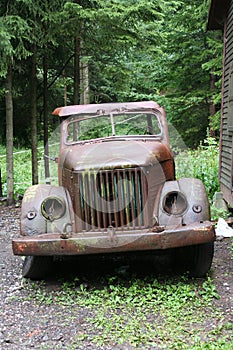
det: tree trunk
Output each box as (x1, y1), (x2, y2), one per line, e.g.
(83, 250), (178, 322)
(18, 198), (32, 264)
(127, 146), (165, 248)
(80, 57), (90, 105)
(209, 73), (216, 137)
(31, 45), (38, 185)
(73, 36), (80, 105)
(43, 51), (50, 182)
(5, 65), (14, 205)
(63, 69), (67, 106)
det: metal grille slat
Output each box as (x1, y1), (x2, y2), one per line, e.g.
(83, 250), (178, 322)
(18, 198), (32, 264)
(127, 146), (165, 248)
(107, 172), (112, 226)
(101, 171), (108, 228)
(129, 170), (135, 224)
(84, 174), (90, 230)
(117, 171), (124, 228)
(123, 170), (130, 228)
(111, 171), (118, 228)
(75, 168), (148, 231)
(95, 173), (102, 228)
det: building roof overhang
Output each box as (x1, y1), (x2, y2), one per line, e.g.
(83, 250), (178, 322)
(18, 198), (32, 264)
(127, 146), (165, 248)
(207, 0), (230, 30)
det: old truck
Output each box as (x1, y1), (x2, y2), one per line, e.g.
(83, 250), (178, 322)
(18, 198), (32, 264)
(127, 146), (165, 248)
(12, 101), (215, 279)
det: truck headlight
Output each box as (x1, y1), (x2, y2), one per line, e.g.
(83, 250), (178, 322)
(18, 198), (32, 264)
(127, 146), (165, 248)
(41, 196), (66, 221)
(163, 191), (187, 216)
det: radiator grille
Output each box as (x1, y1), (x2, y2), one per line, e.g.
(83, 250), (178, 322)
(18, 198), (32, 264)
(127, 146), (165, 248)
(74, 168), (148, 231)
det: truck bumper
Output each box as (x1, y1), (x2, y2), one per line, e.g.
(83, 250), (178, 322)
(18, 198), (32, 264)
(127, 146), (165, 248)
(12, 221), (215, 256)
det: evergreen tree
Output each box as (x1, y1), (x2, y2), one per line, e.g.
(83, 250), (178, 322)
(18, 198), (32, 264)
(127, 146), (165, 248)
(0, 0), (32, 203)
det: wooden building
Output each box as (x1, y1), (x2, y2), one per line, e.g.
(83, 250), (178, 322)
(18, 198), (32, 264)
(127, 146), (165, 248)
(208, 0), (233, 206)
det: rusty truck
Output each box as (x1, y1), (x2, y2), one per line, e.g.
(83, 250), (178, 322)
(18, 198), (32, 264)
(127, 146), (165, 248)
(12, 101), (215, 279)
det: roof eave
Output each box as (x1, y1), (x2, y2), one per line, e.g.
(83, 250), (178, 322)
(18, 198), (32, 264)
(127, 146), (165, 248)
(207, 0), (230, 30)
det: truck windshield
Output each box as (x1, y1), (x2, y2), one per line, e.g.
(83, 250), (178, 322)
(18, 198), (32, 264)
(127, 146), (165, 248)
(66, 112), (161, 143)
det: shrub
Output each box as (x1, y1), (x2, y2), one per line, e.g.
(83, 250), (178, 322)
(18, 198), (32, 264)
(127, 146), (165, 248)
(175, 136), (220, 201)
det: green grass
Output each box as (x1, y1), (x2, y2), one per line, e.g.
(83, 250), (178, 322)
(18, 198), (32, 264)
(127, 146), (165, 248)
(175, 136), (220, 201)
(0, 144), (57, 197)
(21, 273), (232, 349)
(175, 137), (222, 220)
(0, 145), (33, 196)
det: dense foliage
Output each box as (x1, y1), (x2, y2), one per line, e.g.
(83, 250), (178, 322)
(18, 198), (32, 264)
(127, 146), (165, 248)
(175, 136), (222, 219)
(176, 136), (220, 200)
(0, 0), (222, 148)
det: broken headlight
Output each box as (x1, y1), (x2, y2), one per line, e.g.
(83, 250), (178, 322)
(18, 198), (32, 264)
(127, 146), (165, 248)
(41, 196), (66, 221)
(163, 191), (187, 216)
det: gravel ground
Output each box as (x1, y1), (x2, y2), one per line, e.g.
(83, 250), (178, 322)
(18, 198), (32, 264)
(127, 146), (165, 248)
(0, 205), (233, 349)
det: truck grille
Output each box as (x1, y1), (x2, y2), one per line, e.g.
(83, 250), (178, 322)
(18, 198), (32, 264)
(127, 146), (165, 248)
(74, 168), (148, 231)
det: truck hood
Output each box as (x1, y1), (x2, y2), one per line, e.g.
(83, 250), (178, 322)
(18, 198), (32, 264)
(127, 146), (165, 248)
(60, 140), (172, 171)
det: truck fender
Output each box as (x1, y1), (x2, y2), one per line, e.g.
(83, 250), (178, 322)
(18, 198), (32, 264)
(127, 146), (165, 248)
(20, 184), (73, 236)
(158, 178), (210, 226)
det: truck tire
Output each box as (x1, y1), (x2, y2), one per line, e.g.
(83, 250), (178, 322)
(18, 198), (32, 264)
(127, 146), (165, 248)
(173, 242), (214, 278)
(22, 256), (53, 280)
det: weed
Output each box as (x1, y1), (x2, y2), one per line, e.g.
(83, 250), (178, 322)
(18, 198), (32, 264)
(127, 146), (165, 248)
(198, 276), (220, 301)
(22, 274), (231, 349)
(189, 338), (233, 349)
(176, 136), (220, 202)
(0, 145), (40, 197)
(210, 206), (230, 222)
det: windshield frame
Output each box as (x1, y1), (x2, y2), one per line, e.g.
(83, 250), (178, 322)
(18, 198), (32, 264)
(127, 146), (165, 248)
(63, 110), (164, 146)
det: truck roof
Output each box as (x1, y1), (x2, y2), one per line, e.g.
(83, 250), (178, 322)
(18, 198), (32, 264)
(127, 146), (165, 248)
(52, 101), (162, 117)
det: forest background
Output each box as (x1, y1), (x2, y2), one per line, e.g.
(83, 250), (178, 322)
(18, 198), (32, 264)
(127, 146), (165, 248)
(0, 0), (222, 204)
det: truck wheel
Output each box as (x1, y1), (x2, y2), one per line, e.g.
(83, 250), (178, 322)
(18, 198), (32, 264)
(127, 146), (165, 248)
(173, 242), (214, 278)
(22, 256), (53, 280)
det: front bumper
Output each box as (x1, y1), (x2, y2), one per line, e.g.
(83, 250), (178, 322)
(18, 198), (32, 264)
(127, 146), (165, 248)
(12, 221), (215, 256)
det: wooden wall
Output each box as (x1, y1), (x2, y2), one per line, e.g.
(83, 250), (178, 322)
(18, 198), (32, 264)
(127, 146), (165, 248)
(220, 0), (233, 206)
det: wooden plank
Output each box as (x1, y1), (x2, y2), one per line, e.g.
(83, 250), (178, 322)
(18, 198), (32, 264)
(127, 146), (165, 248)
(222, 125), (231, 131)
(221, 154), (232, 163)
(220, 164), (231, 177)
(220, 178), (231, 191)
(220, 169), (231, 182)
(221, 148), (232, 160)
(225, 52), (233, 64)
(222, 117), (228, 125)
(226, 28), (233, 39)
(220, 149), (232, 164)
(222, 103), (228, 109)
(222, 115), (230, 123)
(223, 87), (229, 98)
(225, 47), (233, 61)
(222, 137), (232, 146)
(221, 139), (232, 147)
(220, 170), (231, 185)
(222, 125), (232, 132)
(220, 167), (232, 178)
(222, 130), (232, 137)
(222, 117), (228, 124)
(222, 148), (232, 157)
(222, 131), (229, 137)
(221, 166), (231, 177)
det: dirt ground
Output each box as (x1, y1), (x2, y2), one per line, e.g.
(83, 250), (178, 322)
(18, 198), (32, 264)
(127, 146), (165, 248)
(0, 205), (233, 349)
